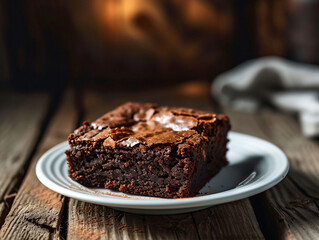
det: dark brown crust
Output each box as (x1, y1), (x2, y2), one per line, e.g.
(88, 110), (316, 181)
(66, 102), (230, 198)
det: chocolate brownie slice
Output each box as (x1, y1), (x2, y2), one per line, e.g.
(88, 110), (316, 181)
(66, 102), (230, 198)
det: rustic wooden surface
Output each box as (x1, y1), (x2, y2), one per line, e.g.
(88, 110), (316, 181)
(0, 93), (49, 227)
(0, 91), (78, 239)
(0, 81), (319, 239)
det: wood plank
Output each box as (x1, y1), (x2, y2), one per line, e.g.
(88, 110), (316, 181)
(259, 112), (319, 240)
(0, 92), (49, 227)
(68, 200), (148, 240)
(67, 81), (264, 240)
(192, 199), (264, 239)
(143, 214), (199, 240)
(0, 90), (78, 240)
(224, 109), (319, 239)
(68, 197), (202, 240)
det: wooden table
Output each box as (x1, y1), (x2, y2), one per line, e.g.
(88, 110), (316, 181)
(1, 81), (319, 240)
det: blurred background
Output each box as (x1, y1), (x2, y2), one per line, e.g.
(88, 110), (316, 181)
(0, 0), (319, 92)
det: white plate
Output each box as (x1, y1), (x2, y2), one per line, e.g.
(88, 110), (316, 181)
(36, 132), (289, 215)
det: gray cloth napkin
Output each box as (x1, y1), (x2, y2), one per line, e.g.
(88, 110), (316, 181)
(212, 57), (319, 137)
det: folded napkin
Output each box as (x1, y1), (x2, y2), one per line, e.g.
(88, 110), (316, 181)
(212, 57), (319, 137)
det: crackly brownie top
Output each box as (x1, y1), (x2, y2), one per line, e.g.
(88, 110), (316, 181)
(69, 102), (229, 147)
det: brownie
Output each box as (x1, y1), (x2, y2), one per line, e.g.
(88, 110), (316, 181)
(66, 102), (230, 198)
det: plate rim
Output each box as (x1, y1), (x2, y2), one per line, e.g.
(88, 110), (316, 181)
(36, 131), (289, 210)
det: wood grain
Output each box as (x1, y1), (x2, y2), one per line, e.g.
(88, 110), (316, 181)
(68, 200), (148, 240)
(259, 112), (319, 240)
(192, 199), (264, 240)
(0, 91), (78, 240)
(0, 93), (49, 227)
(67, 82), (264, 240)
(225, 109), (319, 239)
